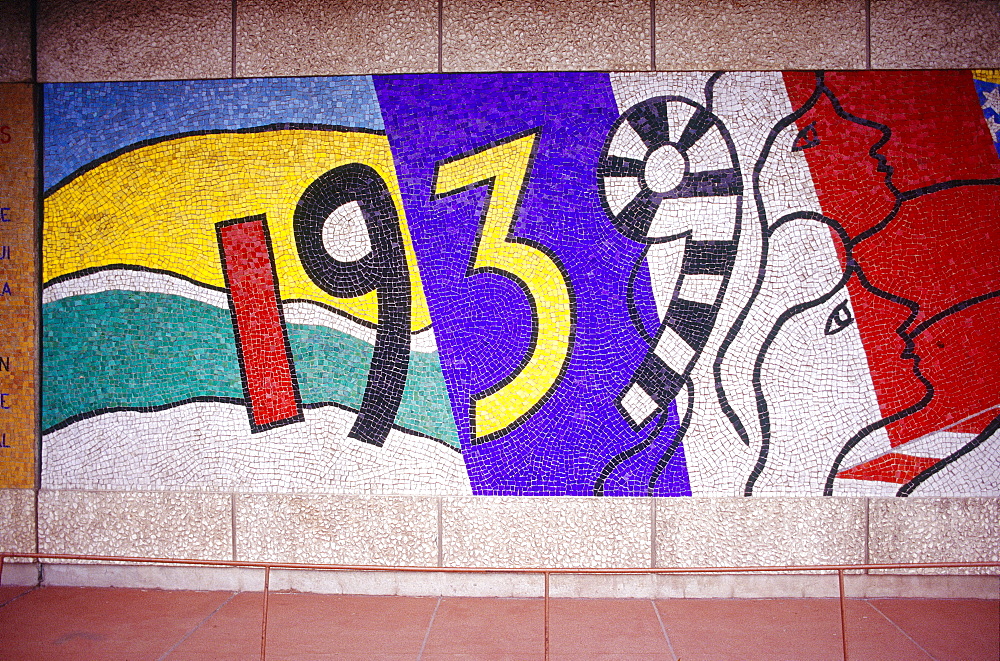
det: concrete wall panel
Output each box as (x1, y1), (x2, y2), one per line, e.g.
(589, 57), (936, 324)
(442, 497), (650, 568)
(0, 0), (31, 82)
(656, 0), (866, 70)
(38, 0), (231, 82)
(235, 494), (438, 566)
(443, 0), (650, 72)
(236, 0), (437, 77)
(0, 488), (35, 558)
(872, 0), (1000, 69)
(37, 490), (231, 560)
(869, 498), (1000, 574)
(656, 497), (867, 569)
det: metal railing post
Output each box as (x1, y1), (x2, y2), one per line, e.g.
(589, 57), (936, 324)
(544, 570), (550, 661)
(261, 565), (271, 661)
(838, 568), (848, 661)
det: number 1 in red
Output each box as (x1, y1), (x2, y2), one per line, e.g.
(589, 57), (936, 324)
(217, 214), (304, 432)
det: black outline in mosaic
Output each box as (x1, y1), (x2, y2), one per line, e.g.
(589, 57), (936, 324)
(648, 375), (694, 495)
(293, 163), (412, 448)
(430, 128), (578, 446)
(713, 75), (826, 451)
(792, 123), (821, 152)
(594, 411), (668, 496)
(625, 246), (657, 346)
(910, 289), (1000, 339)
(897, 412), (1000, 496)
(43, 263), (229, 293)
(42, 395), (246, 435)
(709, 71), (1000, 496)
(824, 300), (854, 336)
(216, 213), (305, 433)
(703, 71), (724, 114)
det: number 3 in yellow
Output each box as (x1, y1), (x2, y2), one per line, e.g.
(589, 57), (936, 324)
(432, 129), (575, 443)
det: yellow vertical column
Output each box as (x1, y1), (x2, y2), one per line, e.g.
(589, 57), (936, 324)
(0, 83), (37, 489)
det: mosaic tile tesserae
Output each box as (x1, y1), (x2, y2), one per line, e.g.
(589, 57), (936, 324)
(36, 70), (1000, 497)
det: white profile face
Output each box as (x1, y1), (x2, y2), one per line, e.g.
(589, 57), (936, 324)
(711, 112), (892, 496)
(715, 213), (888, 495)
(754, 275), (889, 494)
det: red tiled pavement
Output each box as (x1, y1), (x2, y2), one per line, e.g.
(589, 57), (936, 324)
(653, 597), (949, 661)
(548, 598), (673, 660)
(0, 586), (997, 660)
(421, 597), (543, 661)
(865, 598), (1000, 660)
(0, 586), (233, 661)
(655, 597), (844, 661)
(0, 585), (33, 608)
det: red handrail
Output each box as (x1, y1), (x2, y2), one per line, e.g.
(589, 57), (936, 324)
(2, 552), (998, 661)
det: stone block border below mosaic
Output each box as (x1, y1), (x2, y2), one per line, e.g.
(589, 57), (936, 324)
(4, 490), (998, 581)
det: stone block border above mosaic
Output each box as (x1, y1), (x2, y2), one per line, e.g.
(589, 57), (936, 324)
(5, 0), (1000, 83)
(33, 71), (1000, 497)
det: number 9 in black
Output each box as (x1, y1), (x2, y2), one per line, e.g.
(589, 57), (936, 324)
(294, 163), (411, 447)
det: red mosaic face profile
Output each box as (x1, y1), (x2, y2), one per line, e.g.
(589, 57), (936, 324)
(784, 71), (1000, 486)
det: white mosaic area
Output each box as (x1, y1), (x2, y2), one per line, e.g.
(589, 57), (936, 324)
(41, 402), (472, 495)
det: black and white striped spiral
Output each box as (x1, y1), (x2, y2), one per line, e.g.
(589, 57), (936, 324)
(599, 95), (744, 429)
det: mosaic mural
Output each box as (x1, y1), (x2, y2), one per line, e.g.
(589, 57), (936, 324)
(39, 71), (1000, 497)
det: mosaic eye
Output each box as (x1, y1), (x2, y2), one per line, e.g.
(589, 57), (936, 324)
(824, 300), (854, 335)
(792, 122), (820, 152)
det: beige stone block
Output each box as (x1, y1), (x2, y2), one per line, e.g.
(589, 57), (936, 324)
(843, 573), (1000, 599)
(237, 0), (437, 77)
(650, 573), (842, 598)
(37, 490), (232, 560)
(0, 0), (31, 82)
(656, 497), (866, 569)
(443, 0), (650, 72)
(235, 494), (437, 566)
(0, 488), (35, 557)
(869, 498), (1000, 574)
(43, 563), (264, 591)
(872, 0), (1000, 69)
(37, 0), (231, 82)
(270, 569), (545, 597)
(442, 497), (650, 568)
(656, 0), (866, 70)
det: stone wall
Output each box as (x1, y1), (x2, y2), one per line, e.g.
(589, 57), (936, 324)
(2, 0), (1000, 589)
